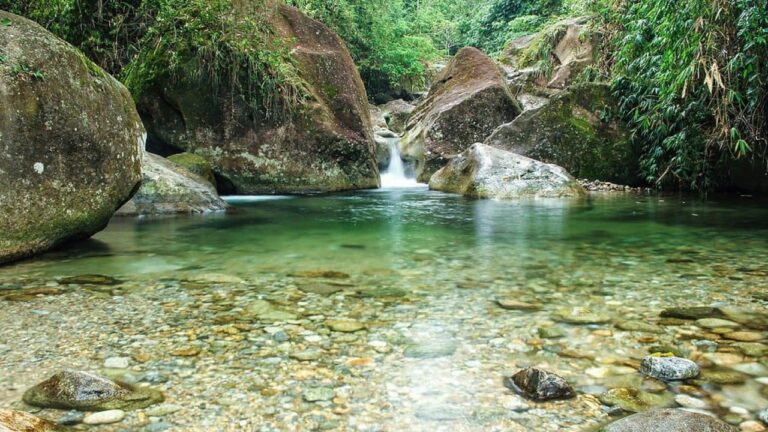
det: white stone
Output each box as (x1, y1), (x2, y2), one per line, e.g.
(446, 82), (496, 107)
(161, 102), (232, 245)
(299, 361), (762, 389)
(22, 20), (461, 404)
(103, 357), (131, 369)
(83, 409), (126, 425)
(675, 394), (709, 409)
(33, 162), (44, 174)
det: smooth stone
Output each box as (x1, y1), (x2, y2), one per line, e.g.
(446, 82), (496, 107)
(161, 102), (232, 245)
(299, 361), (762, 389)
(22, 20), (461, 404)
(697, 318), (741, 329)
(289, 270), (350, 279)
(59, 275), (122, 286)
(640, 356), (700, 381)
(303, 387), (335, 402)
(404, 340), (457, 359)
(538, 327), (566, 339)
(326, 320), (365, 333)
(599, 408), (738, 431)
(503, 367), (576, 402)
(616, 320), (665, 334)
(724, 331), (764, 342)
(83, 410), (125, 425)
(290, 350), (324, 361)
(104, 357), (131, 369)
(660, 307), (725, 320)
(759, 409), (768, 424)
(0, 409), (59, 431)
(674, 394), (709, 409)
(733, 342), (768, 357)
(58, 410), (84, 425)
(703, 352), (745, 366)
(553, 308), (611, 325)
(731, 363), (768, 376)
(599, 387), (672, 413)
(696, 369), (748, 385)
(298, 284), (343, 296)
(358, 287), (407, 298)
(740, 421), (766, 432)
(246, 300), (298, 322)
(496, 298), (543, 311)
(144, 404), (182, 417)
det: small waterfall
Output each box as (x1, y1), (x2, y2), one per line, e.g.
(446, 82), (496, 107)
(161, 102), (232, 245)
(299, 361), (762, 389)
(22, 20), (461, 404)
(380, 137), (420, 188)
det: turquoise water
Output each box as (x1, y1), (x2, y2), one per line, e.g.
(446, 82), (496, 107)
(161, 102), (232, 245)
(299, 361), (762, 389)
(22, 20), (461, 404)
(2, 188), (768, 431)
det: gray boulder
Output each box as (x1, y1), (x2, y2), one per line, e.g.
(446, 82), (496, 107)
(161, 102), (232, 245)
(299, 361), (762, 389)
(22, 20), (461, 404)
(429, 143), (585, 199)
(600, 409), (737, 432)
(379, 99), (415, 134)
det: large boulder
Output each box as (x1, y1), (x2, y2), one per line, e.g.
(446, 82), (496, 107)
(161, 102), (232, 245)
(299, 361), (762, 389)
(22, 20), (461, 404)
(400, 47), (521, 182)
(379, 99), (415, 134)
(117, 153), (228, 216)
(599, 409), (737, 432)
(167, 152), (217, 187)
(429, 143), (585, 199)
(0, 12), (143, 265)
(139, 4), (379, 194)
(484, 83), (638, 184)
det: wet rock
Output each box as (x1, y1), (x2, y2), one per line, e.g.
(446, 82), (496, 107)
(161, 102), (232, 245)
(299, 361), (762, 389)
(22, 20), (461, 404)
(290, 350), (324, 362)
(759, 409), (768, 425)
(695, 369), (748, 385)
(22, 370), (163, 411)
(326, 320), (365, 333)
(740, 421), (766, 432)
(144, 404), (182, 417)
(414, 402), (463, 421)
(82, 410), (125, 425)
(298, 284), (343, 296)
(538, 327), (567, 339)
(429, 144), (586, 200)
(720, 307), (768, 330)
(290, 270), (350, 279)
(598, 387), (672, 413)
(674, 394), (709, 409)
(723, 331), (764, 342)
(496, 298), (543, 311)
(503, 367), (576, 401)
(553, 308), (611, 325)
(170, 346), (201, 357)
(660, 307), (725, 321)
(696, 318), (740, 329)
(733, 342), (768, 357)
(379, 99), (415, 134)
(59, 275), (122, 286)
(57, 411), (84, 426)
(166, 152), (217, 187)
(404, 340), (457, 359)
(104, 357), (131, 369)
(0, 409), (60, 431)
(246, 300), (298, 322)
(599, 408), (737, 432)
(303, 387), (335, 402)
(639, 356), (700, 381)
(616, 320), (665, 334)
(358, 287), (407, 298)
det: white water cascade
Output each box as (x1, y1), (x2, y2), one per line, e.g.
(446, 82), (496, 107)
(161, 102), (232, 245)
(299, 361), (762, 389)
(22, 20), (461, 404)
(380, 137), (421, 188)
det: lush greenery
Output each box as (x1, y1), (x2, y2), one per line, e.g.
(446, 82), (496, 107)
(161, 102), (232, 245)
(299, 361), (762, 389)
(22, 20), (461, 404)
(594, 0), (768, 190)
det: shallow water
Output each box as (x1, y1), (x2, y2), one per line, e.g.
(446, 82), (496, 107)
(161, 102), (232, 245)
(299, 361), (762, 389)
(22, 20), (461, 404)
(1, 188), (768, 431)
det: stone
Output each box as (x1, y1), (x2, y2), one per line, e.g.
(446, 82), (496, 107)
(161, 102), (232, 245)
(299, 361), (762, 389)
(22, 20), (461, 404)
(430, 144), (586, 199)
(138, 4), (379, 194)
(552, 308), (611, 325)
(696, 318), (741, 329)
(290, 350), (324, 362)
(503, 367), (576, 401)
(0, 11), (144, 265)
(599, 408), (738, 432)
(326, 320), (365, 333)
(104, 357), (131, 369)
(246, 300), (298, 322)
(740, 421), (766, 432)
(170, 347), (201, 357)
(404, 340), (457, 359)
(22, 370), (164, 411)
(660, 307), (725, 321)
(82, 410), (125, 425)
(144, 404), (183, 417)
(414, 402), (463, 421)
(759, 409), (768, 424)
(0, 409), (60, 431)
(733, 342), (768, 357)
(303, 387), (335, 402)
(379, 99), (415, 134)
(616, 320), (666, 334)
(538, 327), (567, 339)
(57, 411), (84, 426)
(496, 298), (543, 311)
(59, 275), (122, 286)
(598, 387), (672, 413)
(358, 287), (407, 298)
(400, 47), (521, 182)
(117, 153), (228, 216)
(696, 369), (748, 385)
(720, 307), (768, 330)
(298, 284), (343, 296)
(484, 83), (636, 185)
(639, 356), (700, 381)
(674, 394), (709, 409)
(724, 332), (764, 342)
(167, 152), (217, 186)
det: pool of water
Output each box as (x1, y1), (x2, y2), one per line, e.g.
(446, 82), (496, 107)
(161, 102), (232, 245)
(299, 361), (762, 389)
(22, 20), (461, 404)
(1, 188), (767, 431)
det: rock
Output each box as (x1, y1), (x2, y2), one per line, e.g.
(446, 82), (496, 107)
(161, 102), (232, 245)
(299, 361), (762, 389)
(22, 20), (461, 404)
(167, 152), (217, 187)
(639, 355), (700, 381)
(59, 275), (122, 286)
(82, 410), (125, 425)
(759, 409), (768, 424)
(290, 350), (324, 362)
(538, 327), (567, 339)
(404, 340), (457, 359)
(429, 143), (585, 199)
(326, 320), (365, 333)
(501, 17), (597, 90)
(504, 367), (576, 401)
(298, 283), (343, 296)
(22, 370), (163, 411)
(246, 299), (298, 322)
(170, 346), (201, 357)
(0, 11), (143, 265)
(599, 408), (738, 432)
(103, 357), (131, 369)
(57, 411), (84, 426)
(616, 320), (666, 334)
(723, 331), (764, 342)
(552, 308), (611, 325)
(733, 342), (768, 357)
(720, 307), (768, 331)
(379, 99), (415, 134)
(289, 270), (350, 279)
(598, 387), (672, 413)
(674, 394), (709, 409)
(740, 421), (766, 432)
(696, 318), (740, 329)
(370, 104), (388, 129)
(138, 4), (379, 194)
(0, 409), (60, 431)
(400, 47), (521, 182)
(358, 287), (407, 298)
(660, 307), (725, 320)
(116, 153), (228, 216)
(496, 298), (543, 311)
(484, 83), (636, 185)
(144, 404), (182, 417)
(303, 387), (335, 402)
(696, 369), (748, 385)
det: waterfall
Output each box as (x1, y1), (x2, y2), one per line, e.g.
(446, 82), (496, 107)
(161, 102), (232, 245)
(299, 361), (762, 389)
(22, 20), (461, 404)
(380, 137), (421, 188)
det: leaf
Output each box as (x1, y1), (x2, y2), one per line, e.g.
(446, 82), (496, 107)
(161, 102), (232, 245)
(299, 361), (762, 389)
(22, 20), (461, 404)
(0, 18), (11, 27)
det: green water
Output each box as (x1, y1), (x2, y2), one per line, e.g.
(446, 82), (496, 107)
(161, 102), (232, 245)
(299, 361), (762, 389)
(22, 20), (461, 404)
(2, 188), (768, 431)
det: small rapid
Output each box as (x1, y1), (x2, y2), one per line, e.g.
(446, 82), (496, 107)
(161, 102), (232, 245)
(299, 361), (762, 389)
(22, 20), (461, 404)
(380, 137), (421, 188)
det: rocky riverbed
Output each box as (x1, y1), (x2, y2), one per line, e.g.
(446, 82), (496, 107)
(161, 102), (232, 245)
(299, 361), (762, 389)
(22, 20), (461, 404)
(1, 192), (767, 431)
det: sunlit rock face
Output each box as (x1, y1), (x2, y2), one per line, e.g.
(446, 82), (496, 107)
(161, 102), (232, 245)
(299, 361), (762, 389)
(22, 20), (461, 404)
(400, 47), (521, 182)
(138, 3), (379, 195)
(0, 11), (143, 265)
(429, 143), (585, 200)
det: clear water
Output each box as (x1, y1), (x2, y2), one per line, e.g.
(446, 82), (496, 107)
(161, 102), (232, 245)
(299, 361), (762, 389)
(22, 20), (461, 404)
(1, 189), (768, 431)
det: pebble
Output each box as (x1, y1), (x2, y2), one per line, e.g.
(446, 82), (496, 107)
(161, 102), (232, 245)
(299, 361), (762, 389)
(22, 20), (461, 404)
(724, 332), (764, 342)
(290, 349), (324, 361)
(104, 357), (131, 369)
(303, 387), (335, 402)
(675, 394), (709, 409)
(496, 298), (542, 311)
(145, 404), (182, 417)
(83, 409), (126, 425)
(326, 320), (365, 333)
(639, 355), (700, 381)
(504, 367), (575, 401)
(696, 318), (740, 329)
(759, 409), (768, 424)
(740, 420), (766, 432)
(57, 411), (85, 425)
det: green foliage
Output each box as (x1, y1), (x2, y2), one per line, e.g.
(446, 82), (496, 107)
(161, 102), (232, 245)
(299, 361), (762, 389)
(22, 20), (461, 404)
(516, 21), (570, 74)
(594, 0), (768, 190)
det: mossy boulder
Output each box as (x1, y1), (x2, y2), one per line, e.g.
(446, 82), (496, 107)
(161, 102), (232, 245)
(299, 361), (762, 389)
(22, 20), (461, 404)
(139, 4), (378, 194)
(117, 153), (228, 216)
(167, 152), (217, 187)
(379, 99), (416, 134)
(401, 47), (521, 182)
(484, 83), (639, 184)
(599, 409), (737, 432)
(0, 12), (143, 265)
(429, 143), (585, 199)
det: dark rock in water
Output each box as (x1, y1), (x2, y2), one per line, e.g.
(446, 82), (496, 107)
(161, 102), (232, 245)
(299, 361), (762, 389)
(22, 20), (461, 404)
(0, 409), (61, 431)
(639, 356), (700, 381)
(504, 367), (576, 401)
(59, 275), (122, 286)
(289, 270), (350, 279)
(659, 307), (725, 320)
(599, 408), (737, 432)
(23, 370), (164, 411)
(0, 11), (143, 265)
